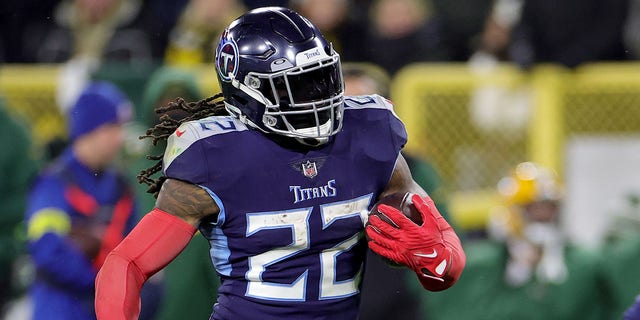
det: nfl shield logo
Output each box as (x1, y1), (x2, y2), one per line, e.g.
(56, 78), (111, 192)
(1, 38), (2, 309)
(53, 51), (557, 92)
(302, 160), (318, 179)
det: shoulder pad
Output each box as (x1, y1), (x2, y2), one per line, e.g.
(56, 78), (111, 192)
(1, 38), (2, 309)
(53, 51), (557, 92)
(345, 94), (394, 110)
(163, 116), (247, 169)
(344, 94), (399, 118)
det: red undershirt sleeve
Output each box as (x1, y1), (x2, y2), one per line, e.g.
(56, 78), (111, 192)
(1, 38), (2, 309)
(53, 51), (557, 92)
(95, 208), (196, 320)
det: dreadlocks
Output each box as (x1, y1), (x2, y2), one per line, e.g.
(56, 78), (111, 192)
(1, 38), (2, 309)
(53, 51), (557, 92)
(137, 93), (227, 197)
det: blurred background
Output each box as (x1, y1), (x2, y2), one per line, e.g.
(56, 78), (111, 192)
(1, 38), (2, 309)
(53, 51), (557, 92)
(1, 0), (640, 319)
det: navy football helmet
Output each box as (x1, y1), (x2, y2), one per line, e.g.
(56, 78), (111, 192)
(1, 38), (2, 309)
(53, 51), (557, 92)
(215, 7), (344, 145)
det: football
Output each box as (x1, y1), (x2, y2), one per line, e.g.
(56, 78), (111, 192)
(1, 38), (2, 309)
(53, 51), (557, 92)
(367, 192), (423, 267)
(368, 192), (423, 227)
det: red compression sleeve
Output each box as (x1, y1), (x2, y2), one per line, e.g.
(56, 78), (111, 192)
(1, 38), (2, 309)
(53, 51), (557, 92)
(95, 208), (196, 320)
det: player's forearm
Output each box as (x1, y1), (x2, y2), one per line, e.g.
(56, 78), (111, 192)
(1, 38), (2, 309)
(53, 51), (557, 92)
(95, 251), (146, 319)
(95, 208), (196, 319)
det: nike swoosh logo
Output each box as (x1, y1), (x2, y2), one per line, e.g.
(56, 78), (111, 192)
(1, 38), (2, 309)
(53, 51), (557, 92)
(414, 249), (437, 258)
(422, 274), (445, 282)
(175, 129), (186, 137)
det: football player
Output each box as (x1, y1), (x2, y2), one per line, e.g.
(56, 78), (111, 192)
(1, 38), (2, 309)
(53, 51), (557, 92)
(95, 7), (465, 320)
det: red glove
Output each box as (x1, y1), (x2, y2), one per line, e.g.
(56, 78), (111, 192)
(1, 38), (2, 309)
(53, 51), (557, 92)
(366, 194), (464, 290)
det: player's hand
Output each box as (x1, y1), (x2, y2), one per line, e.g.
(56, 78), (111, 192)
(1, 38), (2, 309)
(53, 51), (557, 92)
(365, 194), (452, 282)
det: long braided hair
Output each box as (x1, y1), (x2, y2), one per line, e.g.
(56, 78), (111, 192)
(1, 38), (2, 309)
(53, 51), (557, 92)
(138, 93), (227, 197)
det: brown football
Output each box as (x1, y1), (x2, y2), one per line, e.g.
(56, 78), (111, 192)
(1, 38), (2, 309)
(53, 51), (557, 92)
(366, 192), (423, 267)
(368, 192), (423, 227)
(367, 192), (422, 267)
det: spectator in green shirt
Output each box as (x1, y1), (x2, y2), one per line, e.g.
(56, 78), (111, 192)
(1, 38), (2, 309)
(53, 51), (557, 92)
(0, 97), (39, 315)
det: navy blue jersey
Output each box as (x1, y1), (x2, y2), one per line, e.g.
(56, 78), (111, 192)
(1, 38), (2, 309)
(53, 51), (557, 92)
(162, 95), (407, 320)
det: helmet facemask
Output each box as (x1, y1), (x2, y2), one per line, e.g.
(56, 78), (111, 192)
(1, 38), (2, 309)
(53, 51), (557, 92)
(228, 50), (344, 145)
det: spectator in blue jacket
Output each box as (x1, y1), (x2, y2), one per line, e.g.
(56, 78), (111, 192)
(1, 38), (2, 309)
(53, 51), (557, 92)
(24, 81), (138, 320)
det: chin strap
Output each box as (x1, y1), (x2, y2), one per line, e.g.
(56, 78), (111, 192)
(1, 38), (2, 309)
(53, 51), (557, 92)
(224, 101), (263, 131)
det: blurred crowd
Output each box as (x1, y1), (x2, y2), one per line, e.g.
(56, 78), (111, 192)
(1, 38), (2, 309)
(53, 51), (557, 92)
(1, 0), (640, 319)
(1, 0), (639, 73)
(419, 162), (640, 319)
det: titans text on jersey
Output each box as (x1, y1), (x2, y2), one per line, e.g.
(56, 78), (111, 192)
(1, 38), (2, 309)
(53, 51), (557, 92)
(290, 179), (337, 204)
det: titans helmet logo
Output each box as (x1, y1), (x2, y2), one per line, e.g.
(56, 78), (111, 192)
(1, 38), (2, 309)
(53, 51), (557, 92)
(216, 31), (239, 82)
